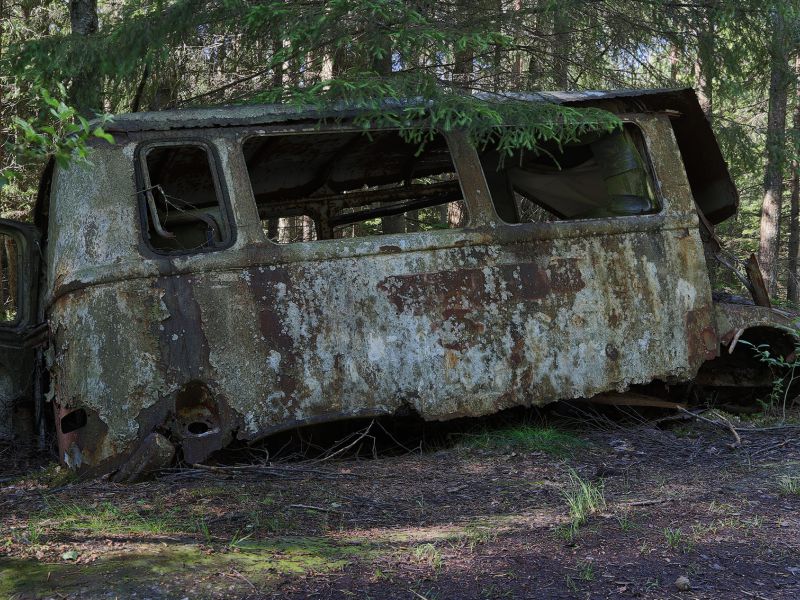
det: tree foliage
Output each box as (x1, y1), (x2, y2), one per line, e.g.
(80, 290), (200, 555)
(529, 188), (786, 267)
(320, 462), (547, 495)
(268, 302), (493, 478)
(1, 0), (799, 296)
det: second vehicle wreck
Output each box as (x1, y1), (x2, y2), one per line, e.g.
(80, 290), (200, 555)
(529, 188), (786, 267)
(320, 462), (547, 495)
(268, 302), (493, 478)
(0, 88), (797, 477)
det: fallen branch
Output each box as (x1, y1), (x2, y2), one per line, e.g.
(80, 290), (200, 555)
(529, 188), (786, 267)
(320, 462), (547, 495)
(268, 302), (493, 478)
(678, 408), (741, 448)
(158, 463), (355, 481)
(288, 504), (334, 512)
(310, 420), (376, 463)
(617, 498), (668, 507)
(748, 439), (796, 458)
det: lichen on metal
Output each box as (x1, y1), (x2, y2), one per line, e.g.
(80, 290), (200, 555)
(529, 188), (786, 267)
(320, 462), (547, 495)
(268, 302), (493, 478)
(0, 88), (794, 477)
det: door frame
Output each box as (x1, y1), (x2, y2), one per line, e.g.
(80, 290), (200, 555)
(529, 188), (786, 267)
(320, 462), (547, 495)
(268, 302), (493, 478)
(0, 218), (42, 347)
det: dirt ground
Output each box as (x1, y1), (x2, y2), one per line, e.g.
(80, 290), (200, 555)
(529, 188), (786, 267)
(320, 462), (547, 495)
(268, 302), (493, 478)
(2, 409), (800, 600)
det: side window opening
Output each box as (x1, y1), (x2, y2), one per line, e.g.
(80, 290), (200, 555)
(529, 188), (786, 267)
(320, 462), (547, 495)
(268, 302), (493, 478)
(0, 234), (18, 324)
(480, 124), (658, 223)
(140, 143), (231, 254)
(243, 130), (467, 243)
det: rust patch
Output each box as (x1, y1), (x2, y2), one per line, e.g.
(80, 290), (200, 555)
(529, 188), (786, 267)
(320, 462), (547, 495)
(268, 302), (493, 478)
(171, 380), (228, 464)
(156, 275), (211, 381)
(377, 262), (558, 317)
(686, 309), (718, 365)
(377, 267), (486, 316)
(546, 258), (585, 294)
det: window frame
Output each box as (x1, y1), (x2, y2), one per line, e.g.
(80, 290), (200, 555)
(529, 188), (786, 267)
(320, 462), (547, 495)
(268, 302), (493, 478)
(240, 128), (471, 246)
(0, 230), (23, 330)
(0, 219), (40, 339)
(135, 138), (237, 257)
(484, 120), (663, 227)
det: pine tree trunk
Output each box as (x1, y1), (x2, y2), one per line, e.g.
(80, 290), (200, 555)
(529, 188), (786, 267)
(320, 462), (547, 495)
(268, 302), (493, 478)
(526, 4), (544, 88)
(693, 7), (715, 120)
(364, 19), (404, 235)
(453, 0), (474, 91)
(70, 0), (97, 35)
(787, 55), (800, 303)
(68, 0), (100, 114)
(272, 38), (284, 89)
(552, 5), (570, 89)
(669, 46), (679, 83)
(758, 8), (791, 296)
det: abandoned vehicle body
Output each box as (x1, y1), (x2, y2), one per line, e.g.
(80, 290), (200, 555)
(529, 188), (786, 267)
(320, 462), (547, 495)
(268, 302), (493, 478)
(0, 88), (795, 476)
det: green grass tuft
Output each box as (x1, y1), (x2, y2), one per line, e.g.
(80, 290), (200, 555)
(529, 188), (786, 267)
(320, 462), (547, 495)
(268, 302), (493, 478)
(412, 543), (443, 571)
(560, 469), (606, 541)
(779, 475), (800, 495)
(460, 426), (584, 456)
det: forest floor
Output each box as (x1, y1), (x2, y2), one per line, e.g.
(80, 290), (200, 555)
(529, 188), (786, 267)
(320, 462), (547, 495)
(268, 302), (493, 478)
(2, 407), (800, 600)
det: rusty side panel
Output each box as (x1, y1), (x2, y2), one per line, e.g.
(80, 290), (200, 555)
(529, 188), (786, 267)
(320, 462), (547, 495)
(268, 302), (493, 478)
(45, 114), (718, 473)
(48, 228), (714, 471)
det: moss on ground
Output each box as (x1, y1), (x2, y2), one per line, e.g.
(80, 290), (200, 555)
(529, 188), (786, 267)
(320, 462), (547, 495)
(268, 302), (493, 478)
(0, 537), (365, 597)
(457, 425), (586, 456)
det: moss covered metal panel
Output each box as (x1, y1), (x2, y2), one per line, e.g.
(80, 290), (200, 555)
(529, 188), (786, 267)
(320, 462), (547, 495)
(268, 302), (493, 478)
(41, 107), (771, 476)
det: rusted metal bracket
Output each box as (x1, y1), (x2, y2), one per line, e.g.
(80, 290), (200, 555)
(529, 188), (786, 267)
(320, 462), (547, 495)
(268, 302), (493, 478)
(143, 185), (176, 240)
(257, 181), (462, 218)
(330, 192), (463, 228)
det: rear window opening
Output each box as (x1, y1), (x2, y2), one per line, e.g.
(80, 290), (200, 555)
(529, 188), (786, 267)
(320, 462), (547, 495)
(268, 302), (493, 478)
(481, 124), (659, 223)
(139, 143), (231, 254)
(243, 130), (467, 243)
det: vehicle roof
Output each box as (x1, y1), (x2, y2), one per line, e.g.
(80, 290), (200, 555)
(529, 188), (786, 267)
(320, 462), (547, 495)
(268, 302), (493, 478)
(102, 87), (689, 132)
(37, 87), (737, 227)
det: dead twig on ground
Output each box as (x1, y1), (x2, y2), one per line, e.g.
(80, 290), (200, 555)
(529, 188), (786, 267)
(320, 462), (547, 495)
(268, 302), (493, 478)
(310, 420), (376, 464)
(158, 463), (355, 481)
(678, 408), (741, 448)
(374, 420), (421, 455)
(747, 438), (799, 458)
(736, 424), (800, 432)
(224, 569), (257, 590)
(617, 498), (668, 507)
(288, 504), (335, 512)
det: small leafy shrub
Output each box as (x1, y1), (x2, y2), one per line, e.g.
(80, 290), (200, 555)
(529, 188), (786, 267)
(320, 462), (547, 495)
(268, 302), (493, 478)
(740, 339), (800, 419)
(664, 526), (694, 553)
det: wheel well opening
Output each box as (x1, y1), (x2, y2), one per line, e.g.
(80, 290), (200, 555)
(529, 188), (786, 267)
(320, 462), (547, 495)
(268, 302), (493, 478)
(693, 325), (798, 404)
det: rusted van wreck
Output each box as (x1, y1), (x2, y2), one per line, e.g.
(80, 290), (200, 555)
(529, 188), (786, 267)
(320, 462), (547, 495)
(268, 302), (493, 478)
(0, 88), (796, 477)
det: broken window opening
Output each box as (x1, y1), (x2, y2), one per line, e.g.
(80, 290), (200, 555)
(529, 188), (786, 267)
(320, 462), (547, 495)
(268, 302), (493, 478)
(0, 234), (19, 324)
(243, 130), (467, 244)
(481, 124), (659, 223)
(139, 143), (231, 254)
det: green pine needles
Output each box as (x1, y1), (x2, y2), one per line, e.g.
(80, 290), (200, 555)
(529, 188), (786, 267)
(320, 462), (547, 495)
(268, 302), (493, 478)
(4, 0), (621, 186)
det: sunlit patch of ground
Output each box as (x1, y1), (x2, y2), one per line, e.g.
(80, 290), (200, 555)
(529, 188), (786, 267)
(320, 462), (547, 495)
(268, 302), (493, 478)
(4, 415), (800, 598)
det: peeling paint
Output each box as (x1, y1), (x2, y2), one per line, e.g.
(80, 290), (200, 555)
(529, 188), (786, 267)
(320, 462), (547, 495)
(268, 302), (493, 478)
(26, 98), (795, 476)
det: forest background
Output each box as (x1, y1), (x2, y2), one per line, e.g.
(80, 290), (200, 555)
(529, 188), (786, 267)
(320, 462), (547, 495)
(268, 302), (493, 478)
(1, 0), (799, 300)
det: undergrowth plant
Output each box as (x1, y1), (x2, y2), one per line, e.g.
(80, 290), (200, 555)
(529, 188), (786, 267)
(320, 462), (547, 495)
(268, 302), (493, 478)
(778, 475), (800, 495)
(459, 425), (584, 457)
(560, 469), (606, 541)
(740, 337), (800, 420)
(412, 543), (443, 571)
(664, 527), (684, 551)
